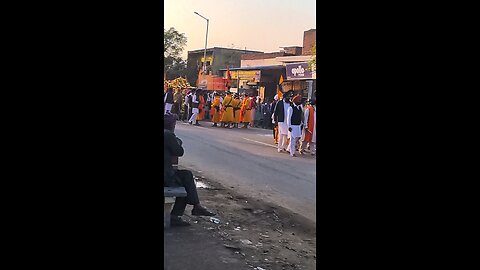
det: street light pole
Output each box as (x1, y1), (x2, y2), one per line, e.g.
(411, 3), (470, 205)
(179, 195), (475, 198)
(194, 12), (209, 75)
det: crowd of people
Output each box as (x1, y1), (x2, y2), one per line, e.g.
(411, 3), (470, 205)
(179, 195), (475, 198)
(164, 87), (317, 157)
(164, 87), (272, 128)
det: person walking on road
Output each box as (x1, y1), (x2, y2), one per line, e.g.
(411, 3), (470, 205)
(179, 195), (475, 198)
(232, 93), (242, 128)
(184, 90), (192, 122)
(271, 95), (279, 144)
(300, 98), (316, 156)
(287, 95), (304, 157)
(188, 89), (201, 126)
(249, 96), (257, 127)
(164, 87), (174, 115)
(241, 93), (253, 128)
(262, 99), (271, 129)
(273, 94), (291, 152)
(211, 92), (222, 127)
(220, 91), (234, 128)
(164, 113), (216, 226)
(172, 88), (183, 116)
(196, 90), (205, 122)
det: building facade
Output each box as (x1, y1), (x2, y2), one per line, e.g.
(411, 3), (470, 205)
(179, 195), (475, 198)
(302, 29), (316, 55)
(238, 29), (317, 100)
(186, 47), (262, 86)
(219, 66), (286, 103)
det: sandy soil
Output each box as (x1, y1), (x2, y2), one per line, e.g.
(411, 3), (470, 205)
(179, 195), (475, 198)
(181, 168), (317, 270)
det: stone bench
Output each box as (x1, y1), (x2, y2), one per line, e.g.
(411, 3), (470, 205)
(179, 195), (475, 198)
(164, 186), (187, 228)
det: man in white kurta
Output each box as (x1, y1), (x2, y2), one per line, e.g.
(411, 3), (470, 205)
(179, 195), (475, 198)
(188, 90), (200, 125)
(164, 88), (174, 115)
(274, 96), (292, 153)
(286, 95), (303, 157)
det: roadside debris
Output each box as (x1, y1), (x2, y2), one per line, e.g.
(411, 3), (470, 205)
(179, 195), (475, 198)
(224, 244), (241, 250)
(182, 168), (316, 270)
(240, 239), (253, 245)
(210, 217), (220, 224)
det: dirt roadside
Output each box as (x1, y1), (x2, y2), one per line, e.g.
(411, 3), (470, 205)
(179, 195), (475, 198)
(166, 167), (317, 270)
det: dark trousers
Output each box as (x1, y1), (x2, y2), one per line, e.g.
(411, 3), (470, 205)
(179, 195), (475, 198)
(171, 170), (200, 216)
(182, 104), (188, 120)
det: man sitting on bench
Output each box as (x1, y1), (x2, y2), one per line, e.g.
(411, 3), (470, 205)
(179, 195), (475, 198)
(164, 113), (215, 226)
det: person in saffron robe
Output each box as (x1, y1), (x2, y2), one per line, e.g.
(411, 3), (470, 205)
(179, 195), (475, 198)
(241, 94), (253, 128)
(232, 93), (242, 128)
(211, 92), (222, 127)
(196, 90), (205, 121)
(220, 91), (234, 128)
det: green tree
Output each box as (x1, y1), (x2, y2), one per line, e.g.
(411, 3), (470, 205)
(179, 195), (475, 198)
(164, 27), (187, 78)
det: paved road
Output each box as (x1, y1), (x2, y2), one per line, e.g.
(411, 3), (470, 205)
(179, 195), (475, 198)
(174, 120), (316, 223)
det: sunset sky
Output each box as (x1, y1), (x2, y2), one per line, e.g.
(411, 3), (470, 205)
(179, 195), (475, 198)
(164, 0), (316, 59)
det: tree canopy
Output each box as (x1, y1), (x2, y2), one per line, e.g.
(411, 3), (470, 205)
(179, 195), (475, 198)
(164, 27), (187, 79)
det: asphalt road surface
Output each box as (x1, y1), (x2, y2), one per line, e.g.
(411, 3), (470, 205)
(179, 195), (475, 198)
(174, 120), (316, 223)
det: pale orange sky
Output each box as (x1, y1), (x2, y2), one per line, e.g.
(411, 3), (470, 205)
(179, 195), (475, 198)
(164, 0), (316, 59)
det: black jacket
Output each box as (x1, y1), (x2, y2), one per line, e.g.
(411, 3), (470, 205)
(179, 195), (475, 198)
(270, 101), (277, 120)
(165, 91), (174, 104)
(273, 100), (291, 123)
(164, 129), (184, 186)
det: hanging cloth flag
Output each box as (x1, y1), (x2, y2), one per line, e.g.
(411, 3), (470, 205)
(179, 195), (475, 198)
(276, 74), (284, 98)
(277, 89), (283, 99)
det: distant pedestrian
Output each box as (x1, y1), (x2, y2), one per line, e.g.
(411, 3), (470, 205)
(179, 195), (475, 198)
(172, 89), (183, 116)
(270, 95), (279, 144)
(287, 95), (304, 157)
(300, 99), (316, 156)
(205, 92), (211, 120)
(182, 90), (190, 121)
(249, 96), (257, 127)
(262, 99), (271, 129)
(240, 94), (253, 128)
(220, 91), (234, 128)
(211, 92), (222, 127)
(232, 93), (242, 128)
(164, 88), (174, 114)
(188, 89), (200, 126)
(254, 97), (263, 127)
(185, 90), (192, 120)
(273, 94), (291, 152)
(196, 90), (205, 121)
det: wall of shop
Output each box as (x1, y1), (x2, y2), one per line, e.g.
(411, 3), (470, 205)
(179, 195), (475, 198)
(241, 58), (284, 67)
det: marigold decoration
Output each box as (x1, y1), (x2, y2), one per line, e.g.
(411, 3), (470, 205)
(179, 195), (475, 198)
(164, 77), (191, 90)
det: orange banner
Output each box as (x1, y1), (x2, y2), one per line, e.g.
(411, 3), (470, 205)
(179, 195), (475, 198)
(197, 75), (228, 91)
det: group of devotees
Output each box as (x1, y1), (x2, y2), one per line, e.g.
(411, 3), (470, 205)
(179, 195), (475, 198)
(164, 87), (316, 157)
